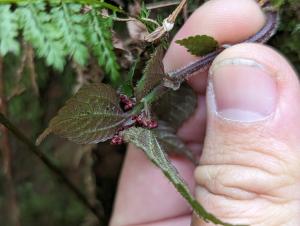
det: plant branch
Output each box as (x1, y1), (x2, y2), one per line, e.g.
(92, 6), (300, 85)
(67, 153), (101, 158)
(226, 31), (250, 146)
(0, 112), (107, 225)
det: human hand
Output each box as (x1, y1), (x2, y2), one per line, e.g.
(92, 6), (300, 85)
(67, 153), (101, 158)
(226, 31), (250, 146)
(110, 0), (300, 225)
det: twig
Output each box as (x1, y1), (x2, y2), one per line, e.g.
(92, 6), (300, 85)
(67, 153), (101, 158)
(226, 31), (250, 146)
(0, 112), (107, 225)
(145, 0), (187, 42)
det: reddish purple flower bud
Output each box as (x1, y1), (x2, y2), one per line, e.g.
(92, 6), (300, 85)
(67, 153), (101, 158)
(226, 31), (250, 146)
(119, 94), (135, 111)
(141, 118), (150, 127)
(147, 119), (158, 129)
(124, 102), (134, 111)
(131, 115), (138, 121)
(119, 94), (127, 101)
(111, 135), (123, 145)
(135, 115), (144, 125)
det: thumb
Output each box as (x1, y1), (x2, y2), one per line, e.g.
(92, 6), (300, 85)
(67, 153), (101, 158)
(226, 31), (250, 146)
(193, 44), (300, 225)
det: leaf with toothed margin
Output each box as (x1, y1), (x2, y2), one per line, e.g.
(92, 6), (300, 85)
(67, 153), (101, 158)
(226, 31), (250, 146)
(36, 83), (126, 145)
(154, 121), (198, 165)
(153, 83), (197, 130)
(176, 35), (218, 57)
(122, 127), (245, 226)
(134, 45), (165, 102)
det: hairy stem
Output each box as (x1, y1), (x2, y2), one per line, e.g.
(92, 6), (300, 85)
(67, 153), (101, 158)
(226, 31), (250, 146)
(0, 112), (107, 225)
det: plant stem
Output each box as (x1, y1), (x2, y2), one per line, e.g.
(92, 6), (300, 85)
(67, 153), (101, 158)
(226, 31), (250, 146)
(130, 84), (167, 116)
(166, 8), (279, 84)
(0, 112), (107, 225)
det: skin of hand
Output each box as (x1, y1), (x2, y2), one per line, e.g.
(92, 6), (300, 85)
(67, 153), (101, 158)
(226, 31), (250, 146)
(110, 0), (300, 225)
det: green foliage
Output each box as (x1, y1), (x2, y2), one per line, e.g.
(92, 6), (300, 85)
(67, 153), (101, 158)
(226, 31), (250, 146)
(51, 3), (89, 66)
(139, 2), (156, 32)
(271, 0), (286, 8)
(86, 9), (121, 84)
(119, 59), (139, 97)
(0, 1), (120, 82)
(17, 3), (66, 70)
(135, 45), (165, 102)
(36, 83), (126, 145)
(176, 35), (219, 56)
(0, 5), (20, 56)
(122, 127), (244, 226)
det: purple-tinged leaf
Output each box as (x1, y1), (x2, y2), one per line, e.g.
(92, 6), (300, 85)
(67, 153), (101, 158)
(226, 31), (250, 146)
(36, 83), (126, 145)
(134, 45), (165, 102)
(122, 127), (241, 226)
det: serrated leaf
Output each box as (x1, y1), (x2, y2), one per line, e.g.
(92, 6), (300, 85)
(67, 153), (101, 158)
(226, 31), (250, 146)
(153, 83), (197, 130)
(154, 121), (198, 165)
(36, 83), (126, 145)
(134, 45), (165, 102)
(176, 35), (218, 57)
(122, 127), (242, 226)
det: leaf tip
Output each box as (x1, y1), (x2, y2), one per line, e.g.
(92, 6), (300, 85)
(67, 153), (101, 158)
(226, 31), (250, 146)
(175, 35), (219, 56)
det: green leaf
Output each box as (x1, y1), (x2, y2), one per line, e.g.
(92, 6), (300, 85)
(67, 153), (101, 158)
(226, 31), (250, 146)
(176, 35), (218, 57)
(154, 121), (198, 165)
(16, 3), (66, 70)
(0, 4), (20, 56)
(51, 3), (89, 66)
(135, 45), (165, 102)
(36, 83), (126, 145)
(86, 9), (120, 85)
(122, 127), (244, 226)
(153, 83), (197, 130)
(119, 58), (139, 97)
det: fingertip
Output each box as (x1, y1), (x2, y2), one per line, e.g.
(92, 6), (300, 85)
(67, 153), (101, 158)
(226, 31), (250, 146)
(163, 0), (266, 93)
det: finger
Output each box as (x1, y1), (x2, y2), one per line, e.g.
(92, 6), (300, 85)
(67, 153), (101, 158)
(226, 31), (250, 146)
(193, 43), (300, 225)
(110, 0), (266, 225)
(163, 0), (265, 94)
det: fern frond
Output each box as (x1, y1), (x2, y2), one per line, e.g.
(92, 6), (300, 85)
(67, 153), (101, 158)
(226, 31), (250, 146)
(0, 5), (20, 56)
(51, 3), (89, 66)
(86, 9), (120, 84)
(16, 3), (66, 70)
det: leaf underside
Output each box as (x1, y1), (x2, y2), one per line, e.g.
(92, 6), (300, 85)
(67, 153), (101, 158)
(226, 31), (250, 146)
(134, 45), (165, 102)
(153, 83), (197, 130)
(123, 127), (245, 226)
(154, 121), (198, 165)
(176, 35), (219, 57)
(36, 83), (126, 145)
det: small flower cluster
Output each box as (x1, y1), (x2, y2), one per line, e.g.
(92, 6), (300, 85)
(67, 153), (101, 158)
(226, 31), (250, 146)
(132, 114), (158, 129)
(119, 94), (135, 111)
(111, 95), (158, 145)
